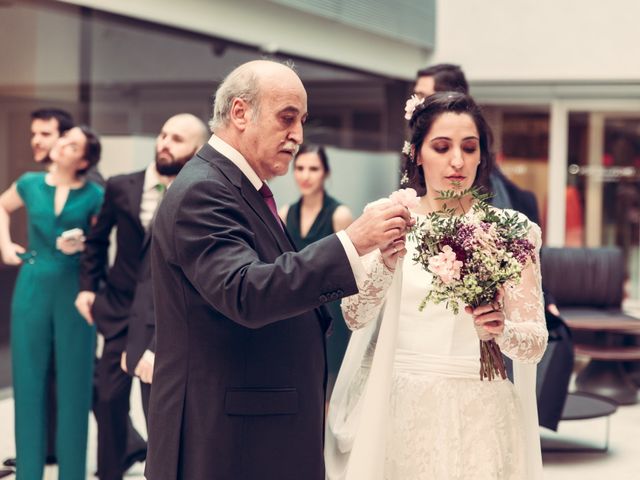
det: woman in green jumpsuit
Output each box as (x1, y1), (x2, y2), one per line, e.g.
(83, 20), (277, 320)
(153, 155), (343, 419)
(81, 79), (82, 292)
(0, 126), (103, 480)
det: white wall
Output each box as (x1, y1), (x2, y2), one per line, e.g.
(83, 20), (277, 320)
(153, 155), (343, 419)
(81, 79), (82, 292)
(57, 0), (430, 80)
(431, 0), (640, 82)
(99, 136), (155, 179)
(58, 0), (640, 83)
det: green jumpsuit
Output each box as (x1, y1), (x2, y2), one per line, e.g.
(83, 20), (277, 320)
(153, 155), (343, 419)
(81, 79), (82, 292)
(10, 172), (103, 480)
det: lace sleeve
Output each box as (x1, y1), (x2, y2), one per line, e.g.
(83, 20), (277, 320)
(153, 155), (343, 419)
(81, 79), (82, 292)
(496, 220), (548, 363)
(341, 251), (395, 330)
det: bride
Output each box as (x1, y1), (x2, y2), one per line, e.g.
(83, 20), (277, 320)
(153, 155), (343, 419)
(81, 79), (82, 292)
(325, 92), (548, 480)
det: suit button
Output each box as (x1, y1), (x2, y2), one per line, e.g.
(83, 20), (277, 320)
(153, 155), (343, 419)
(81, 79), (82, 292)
(28, 259), (35, 265)
(319, 294), (327, 303)
(336, 289), (343, 296)
(31, 251), (37, 256)
(329, 293), (338, 300)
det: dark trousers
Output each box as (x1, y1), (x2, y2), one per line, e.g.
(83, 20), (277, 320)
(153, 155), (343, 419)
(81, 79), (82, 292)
(93, 333), (146, 480)
(140, 381), (151, 428)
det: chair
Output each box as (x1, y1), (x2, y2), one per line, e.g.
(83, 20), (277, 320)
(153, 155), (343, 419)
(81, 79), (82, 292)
(537, 247), (622, 451)
(535, 310), (618, 451)
(541, 246), (640, 405)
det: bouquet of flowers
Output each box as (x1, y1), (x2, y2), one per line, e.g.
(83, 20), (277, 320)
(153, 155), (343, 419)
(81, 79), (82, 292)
(408, 187), (536, 380)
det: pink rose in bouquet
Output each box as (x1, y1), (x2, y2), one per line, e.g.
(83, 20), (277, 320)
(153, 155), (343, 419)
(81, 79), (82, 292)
(427, 245), (463, 285)
(389, 188), (420, 210)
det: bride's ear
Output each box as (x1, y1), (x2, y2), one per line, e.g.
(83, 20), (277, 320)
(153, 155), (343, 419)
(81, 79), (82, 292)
(416, 153), (423, 166)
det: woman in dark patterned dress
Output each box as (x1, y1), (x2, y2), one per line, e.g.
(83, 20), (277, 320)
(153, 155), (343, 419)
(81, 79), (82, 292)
(279, 145), (353, 397)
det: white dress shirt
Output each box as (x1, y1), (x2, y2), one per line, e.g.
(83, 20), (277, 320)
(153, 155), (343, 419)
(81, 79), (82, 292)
(138, 162), (172, 368)
(139, 162), (169, 230)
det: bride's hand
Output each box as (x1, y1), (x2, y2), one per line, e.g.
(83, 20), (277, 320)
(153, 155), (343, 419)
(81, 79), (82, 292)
(465, 290), (505, 340)
(380, 237), (407, 272)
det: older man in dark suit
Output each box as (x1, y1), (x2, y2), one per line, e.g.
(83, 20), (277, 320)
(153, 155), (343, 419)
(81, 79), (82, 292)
(145, 60), (411, 479)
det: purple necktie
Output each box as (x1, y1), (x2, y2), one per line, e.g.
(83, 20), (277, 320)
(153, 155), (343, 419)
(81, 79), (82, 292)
(259, 183), (284, 231)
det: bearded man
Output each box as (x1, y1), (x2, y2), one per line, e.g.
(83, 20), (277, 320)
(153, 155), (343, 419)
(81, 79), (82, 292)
(75, 113), (208, 480)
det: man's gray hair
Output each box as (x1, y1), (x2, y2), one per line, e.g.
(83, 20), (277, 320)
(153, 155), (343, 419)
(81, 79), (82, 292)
(209, 68), (260, 132)
(209, 59), (298, 132)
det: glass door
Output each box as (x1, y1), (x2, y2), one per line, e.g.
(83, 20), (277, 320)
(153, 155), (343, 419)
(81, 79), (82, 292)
(566, 113), (640, 299)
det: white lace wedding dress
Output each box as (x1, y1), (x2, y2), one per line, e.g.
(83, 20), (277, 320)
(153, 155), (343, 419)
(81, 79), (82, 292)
(325, 211), (548, 480)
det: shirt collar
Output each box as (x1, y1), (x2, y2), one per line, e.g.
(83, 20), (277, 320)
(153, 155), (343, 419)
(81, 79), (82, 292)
(143, 162), (172, 192)
(208, 134), (263, 191)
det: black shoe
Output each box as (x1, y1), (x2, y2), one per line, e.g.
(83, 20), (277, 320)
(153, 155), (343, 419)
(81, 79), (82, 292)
(2, 455), (55, 468)
(123, 449), (147, 472)
(0, 468), (14, 479)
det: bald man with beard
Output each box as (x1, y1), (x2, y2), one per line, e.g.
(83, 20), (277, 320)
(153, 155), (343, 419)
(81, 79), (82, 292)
(76, 114), (208, 480)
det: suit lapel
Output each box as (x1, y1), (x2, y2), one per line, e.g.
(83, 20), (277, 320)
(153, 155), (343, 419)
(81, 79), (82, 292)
(141, 223), (153, 254)
(198, 144), (293, 253)
(239, 177), (293, 253)
(198, 144), (329, 330)
(127, 170), (146, 236)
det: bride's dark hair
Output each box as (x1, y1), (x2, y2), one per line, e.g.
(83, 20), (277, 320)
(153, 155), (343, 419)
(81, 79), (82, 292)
(403, 92), (494, 196)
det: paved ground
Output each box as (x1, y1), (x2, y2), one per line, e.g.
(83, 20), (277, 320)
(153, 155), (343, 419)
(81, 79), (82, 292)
(0, 378), (638, 479)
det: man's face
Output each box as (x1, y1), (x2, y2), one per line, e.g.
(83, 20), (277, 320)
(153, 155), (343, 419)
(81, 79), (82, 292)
(242, 73), (308, 180)
(155, 116), (201, 176)
(414, 76), (435, 99)
(31, 118), (61, 163)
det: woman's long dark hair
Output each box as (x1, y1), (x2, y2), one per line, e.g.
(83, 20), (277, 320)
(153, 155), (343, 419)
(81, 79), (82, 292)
(403, 92), (494, 196)
(76, 124), (101, 175)
(294, 144), (330, 174)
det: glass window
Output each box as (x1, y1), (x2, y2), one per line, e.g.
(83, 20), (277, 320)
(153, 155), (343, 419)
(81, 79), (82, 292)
(482, 105), (550, 231)
(567, 112), (640, 298)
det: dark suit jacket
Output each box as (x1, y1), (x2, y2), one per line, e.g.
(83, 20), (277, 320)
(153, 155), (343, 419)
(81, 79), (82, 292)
(493, 168), (541, 225)
(79, 170), (146, 340)
(124, 229), (155, 373)
(145, 144), (358, 480)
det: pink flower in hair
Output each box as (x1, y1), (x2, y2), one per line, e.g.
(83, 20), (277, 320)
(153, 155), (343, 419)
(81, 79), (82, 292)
(404, 94), (424, 120)
(389, 188), (420, 209)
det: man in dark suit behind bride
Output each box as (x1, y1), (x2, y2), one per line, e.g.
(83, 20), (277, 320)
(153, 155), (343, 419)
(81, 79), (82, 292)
(145, 59), (413, 479)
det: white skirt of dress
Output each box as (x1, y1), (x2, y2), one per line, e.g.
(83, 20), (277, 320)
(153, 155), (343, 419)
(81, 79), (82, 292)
(384, 370), (526, 480)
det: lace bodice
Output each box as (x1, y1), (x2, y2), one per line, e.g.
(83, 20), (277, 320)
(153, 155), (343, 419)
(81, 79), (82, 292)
(342, 210), (548, 364)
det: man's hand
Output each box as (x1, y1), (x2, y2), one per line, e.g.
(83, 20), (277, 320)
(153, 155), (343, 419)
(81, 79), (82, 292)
(75, 290), (96, 325)
(345, 203), (413, 256)
(135, 350), (155, 384)
(547, 303), (560, 317)
(1, 242), (25, 265)
(120, 351), (128, 373)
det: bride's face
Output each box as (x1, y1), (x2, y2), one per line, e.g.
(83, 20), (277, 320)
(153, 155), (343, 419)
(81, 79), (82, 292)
(417, 112), (480, 194)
